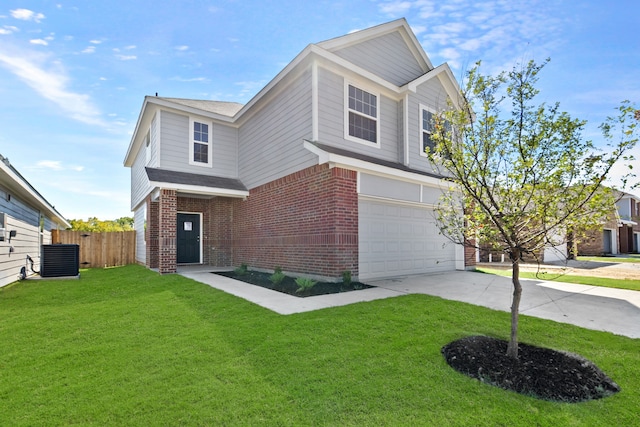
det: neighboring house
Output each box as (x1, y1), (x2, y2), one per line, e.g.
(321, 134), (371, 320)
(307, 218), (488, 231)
(576, 191), (640, 256)
(124, 19), (470, 281)
(0, 154), (71, 287)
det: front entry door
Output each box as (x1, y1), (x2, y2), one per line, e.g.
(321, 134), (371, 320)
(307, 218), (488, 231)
(177, 213), (201, 264)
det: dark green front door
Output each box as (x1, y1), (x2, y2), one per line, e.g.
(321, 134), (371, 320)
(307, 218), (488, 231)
(177, 213), (201, 264)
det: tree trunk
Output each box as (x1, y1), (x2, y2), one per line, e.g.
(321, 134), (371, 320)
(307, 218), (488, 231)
(507, 250), (522, 359)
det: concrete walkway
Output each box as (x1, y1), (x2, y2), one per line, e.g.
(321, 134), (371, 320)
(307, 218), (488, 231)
(178, 269), (640, 339)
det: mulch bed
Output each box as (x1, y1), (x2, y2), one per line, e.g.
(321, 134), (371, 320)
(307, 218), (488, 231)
(441, 335), (620, 402)
(215, 271), (373, 298)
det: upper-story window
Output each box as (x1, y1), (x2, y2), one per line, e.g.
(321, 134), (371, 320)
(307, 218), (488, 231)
(189, 118), (212, 167)
(420, 105), (451, 157)
(345, 83), (379, 147)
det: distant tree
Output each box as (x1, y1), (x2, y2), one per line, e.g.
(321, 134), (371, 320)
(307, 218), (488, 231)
(428, 59), (638, 359)
(68, 217), (134, 232)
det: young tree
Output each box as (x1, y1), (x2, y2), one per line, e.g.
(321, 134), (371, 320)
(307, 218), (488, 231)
(428, 59), (638, 359)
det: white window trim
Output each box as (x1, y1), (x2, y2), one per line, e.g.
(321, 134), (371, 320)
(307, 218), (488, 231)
(189, 117), (213, 167)
(419, 103), (436, 158)
(344, 81), (381, 149)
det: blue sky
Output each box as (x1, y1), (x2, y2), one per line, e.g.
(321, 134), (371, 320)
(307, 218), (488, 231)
(0, 1), (638, 221)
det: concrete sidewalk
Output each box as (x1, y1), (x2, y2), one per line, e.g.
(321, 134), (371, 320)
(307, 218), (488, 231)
(179, 269), (640, 339)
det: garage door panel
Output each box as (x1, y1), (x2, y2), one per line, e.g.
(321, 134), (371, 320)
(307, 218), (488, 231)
(359, 199), (456, 280)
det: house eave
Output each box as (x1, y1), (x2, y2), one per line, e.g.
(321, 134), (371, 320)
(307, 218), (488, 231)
(0, 155), (70, 228)
(149, 181), (249, 199)
(303, 140), (450, 188)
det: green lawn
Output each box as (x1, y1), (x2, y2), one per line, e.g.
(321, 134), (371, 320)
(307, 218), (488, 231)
(577, 255), (640, 263)
(476, 267), (640, 291)
(1, 265), (638, 426)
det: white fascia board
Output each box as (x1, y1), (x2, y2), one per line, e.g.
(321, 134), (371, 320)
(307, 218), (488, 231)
(405, 63), (461, 99)
(148, 181), (249, 199)
(312, 46), (401, 96)
(124, 97), (239, 167)
(317, 18), (433, 71)
(124, 97), (153, 167)
(303, 141), (450, 189)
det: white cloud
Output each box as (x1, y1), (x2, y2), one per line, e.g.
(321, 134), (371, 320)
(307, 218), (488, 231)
(90, 39), (102, 44)
(0, 47), (104, 126)
(175, 45), (189, 51)
(10, 8), (45, 23)
(171, 76), (209, 82)
(30, 38), (48, 46)
(124, 45), (136, 50)
(0, 28), (12, 35)
(33, 160), (84, 172)
(82, 46), (96, 54)
(379, 1), (414, 16)
(115, 54), (136, 61)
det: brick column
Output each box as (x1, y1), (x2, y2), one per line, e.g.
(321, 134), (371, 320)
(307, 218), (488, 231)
(158, 189), (177, 274)
(146, 197), (159, 269)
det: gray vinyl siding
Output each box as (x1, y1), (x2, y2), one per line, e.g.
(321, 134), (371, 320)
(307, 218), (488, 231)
(0, 214), (42, 287)
(0, 188), (57, 287)
(159, 110), (238, 178)
(360, 173), (421, 203)
(134, 204), (146, 264)
(130, 144), (151, 211)
(406, 78), (453, 174)
(331, 32), (425, 86)
(317, 67), (400, 163)
(0, 185), (39, 226)
(238, 68), (314, 189)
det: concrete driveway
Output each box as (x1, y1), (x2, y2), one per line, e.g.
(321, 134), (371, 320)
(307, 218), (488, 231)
(179, 269), (640, 339)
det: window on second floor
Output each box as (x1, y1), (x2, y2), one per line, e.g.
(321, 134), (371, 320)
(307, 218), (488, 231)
(345, 83), (379, 146)
(420, 105), (452, 157)
(189, 118), (212, 167)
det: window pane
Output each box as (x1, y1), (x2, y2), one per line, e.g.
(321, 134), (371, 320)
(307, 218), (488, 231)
(194, 142), (208, 163)
(423, 131), (434, 152)
(348, 85), (376, 118)
(349, 112), (377, 143)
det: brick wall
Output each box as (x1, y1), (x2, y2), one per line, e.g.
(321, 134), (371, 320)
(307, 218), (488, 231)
(576, 216), (619, 256)
(146, 197), (159, 269)
(177, 196), (234, 267)
(158, 189), (177, 273)
(232, 164), (359, 279)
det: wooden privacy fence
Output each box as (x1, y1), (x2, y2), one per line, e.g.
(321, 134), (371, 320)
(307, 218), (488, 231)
(52, 230), (136, 268)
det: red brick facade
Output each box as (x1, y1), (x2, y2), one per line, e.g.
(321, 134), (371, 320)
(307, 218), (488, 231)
(232, 164), (359, 278)
(144, 164), (476, 278)
(145, 164), (359, 279)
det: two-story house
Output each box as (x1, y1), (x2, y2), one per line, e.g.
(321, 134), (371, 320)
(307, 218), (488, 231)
(124, 18), (469, 281)
(576, 191), (640, 256)
(0, 154), (70, 287)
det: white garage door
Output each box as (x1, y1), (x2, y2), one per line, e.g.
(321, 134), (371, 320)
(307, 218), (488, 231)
(358, 198), (456, 280)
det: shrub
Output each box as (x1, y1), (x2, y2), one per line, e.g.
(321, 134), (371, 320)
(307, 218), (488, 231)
(234, 263), (248, 276)
(295, 277), (317, 293)
(342, 270), (352, 287)
(270, 267), (286, 285)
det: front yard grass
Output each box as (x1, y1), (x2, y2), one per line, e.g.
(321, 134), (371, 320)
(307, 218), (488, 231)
(476, 267), (640, 291)
(577, 255), (640, 263)
(1, 265), (638, 426)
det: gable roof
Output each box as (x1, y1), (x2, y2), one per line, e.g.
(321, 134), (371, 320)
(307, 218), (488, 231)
(0, 154), (70, 228)
(124, 18), (461, 167)
(156, 97), (244, 117)
(317, 18), (433, 72)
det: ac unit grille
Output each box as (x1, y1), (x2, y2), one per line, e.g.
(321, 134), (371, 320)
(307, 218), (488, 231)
(41, 244), (80, 278)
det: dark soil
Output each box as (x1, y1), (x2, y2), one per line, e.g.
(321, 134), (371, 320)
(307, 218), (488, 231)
(441, 336), (620, 402)
(215, 270), (373, 298)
